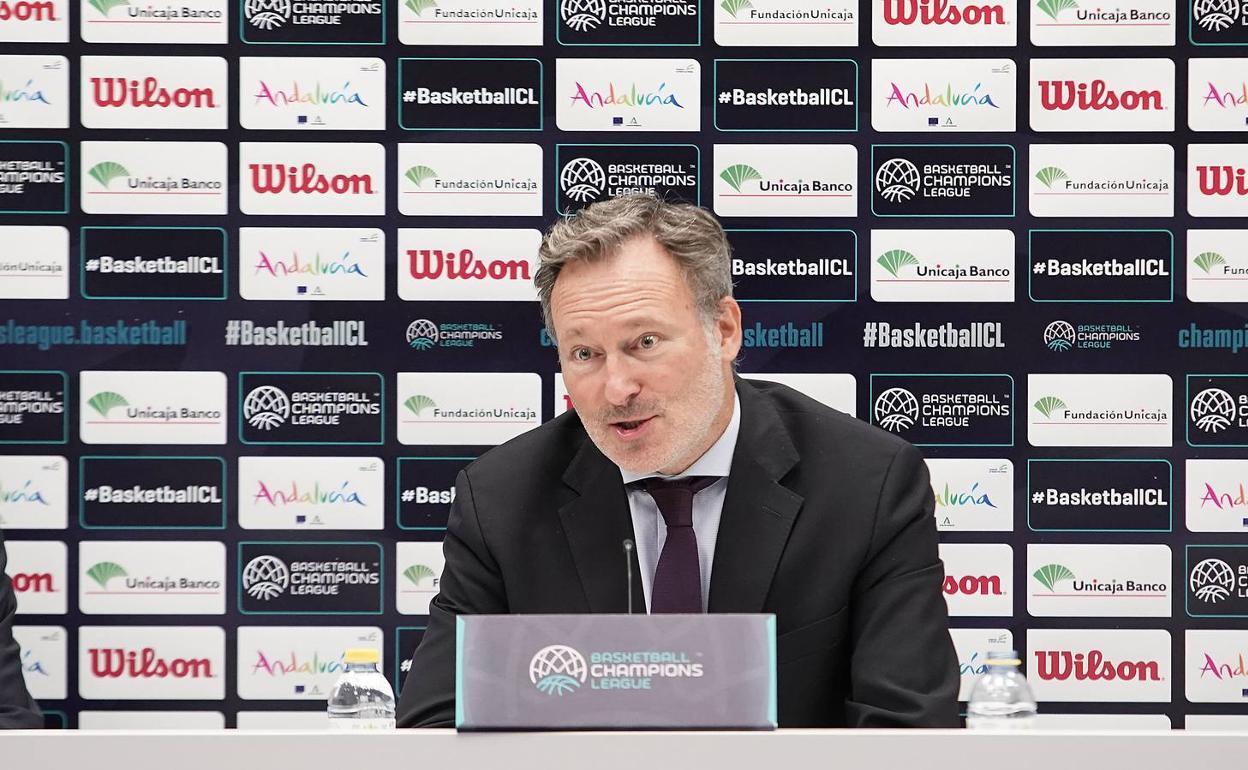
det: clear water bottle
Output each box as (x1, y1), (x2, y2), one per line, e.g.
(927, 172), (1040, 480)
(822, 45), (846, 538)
(327, 649), (396, 730)
(965, 649), (1038, 730)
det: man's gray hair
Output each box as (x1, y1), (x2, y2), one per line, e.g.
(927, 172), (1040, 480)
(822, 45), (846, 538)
(535, 194), (733, 342)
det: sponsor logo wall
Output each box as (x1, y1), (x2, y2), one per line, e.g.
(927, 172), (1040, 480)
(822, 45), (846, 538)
(0, 0), (1239, 731)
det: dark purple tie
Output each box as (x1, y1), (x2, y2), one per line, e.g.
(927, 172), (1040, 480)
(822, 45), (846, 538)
(644, 476), (719, 614)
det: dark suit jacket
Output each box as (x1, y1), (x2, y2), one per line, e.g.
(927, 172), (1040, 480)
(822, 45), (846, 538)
(0, 531), (42, 729)
(398, 377), (959, 728)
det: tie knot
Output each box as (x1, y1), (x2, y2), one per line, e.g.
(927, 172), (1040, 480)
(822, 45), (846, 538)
(642, 476), (719, 528)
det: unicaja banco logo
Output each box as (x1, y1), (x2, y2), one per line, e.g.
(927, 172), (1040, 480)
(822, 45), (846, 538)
(89, 161), (129, 189)
(406, 320), (439, 350)
(242, 555), (290, 600)
(403, 394), (436, 417)
(89, 0), (130, 16)
(721, 0), (753, 16)
(874, 387), (919, 432)
(876, 249), (918, 278)
(1033, 563), (1075, 592)
(1194, 251), (1228, 274)
(86, 561), (127, 589)
(1190, 558), (1235, 603)
(1035, 166), (1068, 190)
(244, 0), (291, 29)
(562, 0), (606, 30)
(1191, 388), (1237, 433)
(87, 391), (129, 418)
(1036, 0), (1077, 20)
(529, 645), (588, 696)
(405, 165), (437, 189)
(875, 158), (920, 202)
(560, 158), (606, 202)
(719, 164), (761, 194)
(405, 0), (437, 14)
(1033, 396), (1067, 419)
(1044, 321), (1075, 352)
(244, 386), (291, 430)
(1194, 0), (1241, 31)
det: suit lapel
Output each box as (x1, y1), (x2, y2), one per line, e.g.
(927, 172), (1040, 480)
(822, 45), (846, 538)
(708, 379), (804, 613)
(557, 433), (645, 613)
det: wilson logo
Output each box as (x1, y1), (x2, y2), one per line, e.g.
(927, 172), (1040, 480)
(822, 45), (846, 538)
(9, 572), (54, 593)
(1037, 80), (1164, 111)
(248, 163), (376, 196)
(943, 574), (1002, 595)
(407, 249), (531, 280)
(88, 78), (218, 109)
(88, 647), (215, 679)
(882, 0), (1006, 24)
(1196, 166), (1248, 197)
(1033, 649), (1162, 681)
(0, 0), (58, 20)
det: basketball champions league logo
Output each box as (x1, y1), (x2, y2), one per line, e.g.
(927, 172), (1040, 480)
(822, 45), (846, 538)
(530, 645), (588, 695)
(561, 0), (606, 30)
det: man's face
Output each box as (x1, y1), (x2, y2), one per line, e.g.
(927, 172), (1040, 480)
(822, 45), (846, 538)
(550, 235), (742, 475)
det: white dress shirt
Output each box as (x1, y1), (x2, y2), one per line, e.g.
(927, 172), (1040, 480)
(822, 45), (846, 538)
(618, 392), (741, 612)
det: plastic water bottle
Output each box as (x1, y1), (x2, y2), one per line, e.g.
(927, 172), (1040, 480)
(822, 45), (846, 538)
(965, 649), (1038, 730)
(327, 649), (396, 730)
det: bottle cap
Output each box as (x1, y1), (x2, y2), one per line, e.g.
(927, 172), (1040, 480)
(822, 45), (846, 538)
(343, 648), (380, 664)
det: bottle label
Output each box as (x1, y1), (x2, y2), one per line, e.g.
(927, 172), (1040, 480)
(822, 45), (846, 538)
(328, 718), (396, 731)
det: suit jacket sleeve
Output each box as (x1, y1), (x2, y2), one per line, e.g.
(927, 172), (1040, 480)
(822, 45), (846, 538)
(844, 443), (960, 728)
(397, 469), (507, 728)
(0, 535), (42, 729)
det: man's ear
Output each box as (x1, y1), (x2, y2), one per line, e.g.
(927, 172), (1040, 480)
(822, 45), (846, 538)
(715, 296), (743, 362)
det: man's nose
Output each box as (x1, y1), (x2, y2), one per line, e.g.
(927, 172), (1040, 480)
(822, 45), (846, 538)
(602, 353), (642, 407)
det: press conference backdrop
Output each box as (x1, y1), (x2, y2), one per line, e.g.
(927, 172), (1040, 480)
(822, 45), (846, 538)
(0, 0), (1247, 731)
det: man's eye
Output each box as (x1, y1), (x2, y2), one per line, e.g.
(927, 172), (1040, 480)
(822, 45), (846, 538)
(639, 334), (658, 349)
(573, 348), (592, 361)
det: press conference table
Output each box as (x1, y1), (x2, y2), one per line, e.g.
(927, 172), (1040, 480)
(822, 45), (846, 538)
(6, 729), (1248, 769)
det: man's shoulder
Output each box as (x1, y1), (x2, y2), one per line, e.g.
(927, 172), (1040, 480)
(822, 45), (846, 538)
(459, 409), (589, 490)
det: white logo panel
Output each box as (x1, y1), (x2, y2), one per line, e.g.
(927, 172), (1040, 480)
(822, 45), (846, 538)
(741, 373), (856, 416)
(951, 628), (1013, 700)
(13, 625), (66, 700)
(397, 372), (541, 446)
(0, 55), (68, 128)
(1186, 459), (1248, 532)
(1189, 144), (1248, 217)
(4, 540), (66, 615)
(927, 458), (1013, 532)
(873, 0), (1016, 46)
(938, 543), (1013, 617)
(237, 626), (382, 700)
(1026, 544), (1172, 617)
(1034, 713), (1172, 729)
(80, 141), (227, 215)
(397, 228), (541, 301)
(1187, 230), (1248, 303)
(555, 59), (700, 132)
(81, 0), (227, 43)
(0, 0), (67, 42)
(79, 625), (225, 700)
(0, 226), (68, 300)
(1189, 59), (1248, 132)
(399, 0), (543, 46)
(80, 56), (226, 129)
(397, 143), (542, 217)
(0, 455), (67, 530)
(77, 711), (226, 729)
(715, 0), (857, 46)
(239, 58), (385, 131)
(1029, 144), (1173, 217)
(870, 230), (1014, 302)
(1186, 630), (1248, 702)
(1027, 629), (1171, 702)
(397, 541), (445, 615)
(1030, 0), (1174, 46)
(1030, 59), (1174, 132)
(1027, 373), (1172, 447)
(240, 142), (385, 216)
(236, 711), (330, 729)
(238, 457), (384, 530)
(79, 370), (227, 445)
(872, 59), (1016, 132)
(78, 541), (225, 615)
(239, 228), (384, 301)
(713, 144), (857, 217)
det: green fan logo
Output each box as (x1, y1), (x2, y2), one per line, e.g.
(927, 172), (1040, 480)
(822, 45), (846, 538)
(86, 561), (128, 589)
(88, 161), (131, 189)
(1034, 166), (1069, 190)
(1193, 251), (1227, 275)
(405, 0), (437, 14)
(1033, 396), (1067, 419)
(89, 0), (130, 15)
(876, 249), (920, 278)
(1033, 563), (1075, 592)
(403, 563), (436, 587)
(404, 165), (438, 188)
(1036, 0), (1078, 20)
(404, 394), (436, 417)
(87, 391), (129, 418)
(720, 0), (753, 17)
(719, 163), (762, 193)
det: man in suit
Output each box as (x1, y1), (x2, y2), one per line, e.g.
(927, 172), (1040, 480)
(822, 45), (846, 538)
(398, 194), (959, 728)
(0, 531), (42, 728)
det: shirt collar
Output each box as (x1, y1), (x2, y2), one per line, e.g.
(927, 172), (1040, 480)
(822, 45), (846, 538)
(619, 390), (741, 485)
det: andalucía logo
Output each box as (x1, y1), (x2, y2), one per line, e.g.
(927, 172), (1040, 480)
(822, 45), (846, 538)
(870, 374), (1013, 446)
(1190, 60), (1248, 131)
(1187, 546), (1248, 616)
(0, 371), (66, 445)
(558, 0), (698, 45)
(241, 0), (385, 44)
(870, 144), (1013, 217)
(398, 58), (542, 131)
(239, 541), (383, 614)
(713, 59), (857, 132)
(1192, 0), (1248, 44)
(1189, 375), (1248, 446)
(556, 144), (698, 215)
(530, 645), (588, 695)
(555, 59), (699, 131)
(239, 372), (383, 445)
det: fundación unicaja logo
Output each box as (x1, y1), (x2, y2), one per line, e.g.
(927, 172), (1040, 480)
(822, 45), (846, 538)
(1035, 0), (1077, 21)
(875, 158), (920, 202)
(89, 0), (131, 17)
(404, 165), (437, 189)
(87, 391), (129, 418)
(1044, 321), (1076, 352)
(244, 386), (291, 430)
(1033, 563), (1075, 592)
(245, 0), (292, 29)
(1035, 166), (1069, 190)
(1194, 251), (1228, 274)
(1194, 0), (1241, 31)
(88, 161), (129, 189)
(560, 158), (606, 202)
(242, 554), (290, 600)
(403, 394), (436, 417)
(876, 249), (918, 278)
(1033, 395), (1067, 419)
(403, 564), (436, 587)
(874, 387), (919, 432)
(719, 164), (762, 194)
(1190, 558), (1236, 603)
(721, 0), (754, 17)
(406, 320), (439, 350)
(86, 561), (127, 589)
(562, 0), (607, 30)
(1191, 388), (1237, 433)
(529, 644), (588, 696)
(405, 0), (437, 14)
